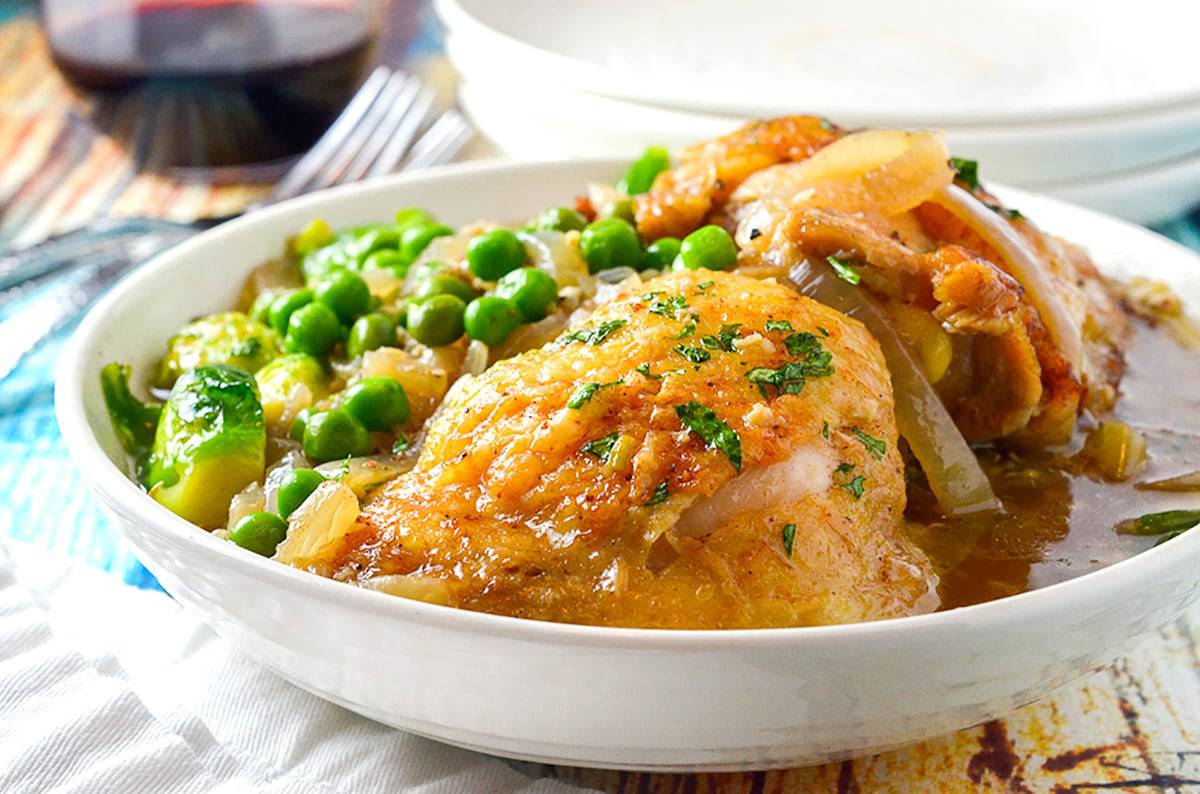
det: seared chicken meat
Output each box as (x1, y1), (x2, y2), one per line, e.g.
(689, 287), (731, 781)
(299, 270), (937, 628)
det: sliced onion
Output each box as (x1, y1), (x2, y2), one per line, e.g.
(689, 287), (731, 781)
(360, 574), (457, 606)
(274, 480), (360, 567)
(315, 454), (413, 499)
(518, 230), (591, 289)
(226, 482), (265, 529)
(263, 449), (311, 513)
(930, 185), (1083, 374)
(791, 264), (1000, 515)
(463, 339), (489, 375)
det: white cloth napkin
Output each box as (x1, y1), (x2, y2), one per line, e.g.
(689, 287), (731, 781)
(0, 539), (591, 793)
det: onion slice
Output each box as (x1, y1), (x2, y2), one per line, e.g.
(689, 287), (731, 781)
(791, 264), (1000, 515)
(930, 185), (1083, 374)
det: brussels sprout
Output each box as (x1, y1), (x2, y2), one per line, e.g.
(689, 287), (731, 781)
(155, 312), (282, 389)
(254, 353), (330, 430)
(100, 363), (162, 467)
(145, 365), (266, 528)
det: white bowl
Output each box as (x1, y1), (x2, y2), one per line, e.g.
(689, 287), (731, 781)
(1034, 148), (1200, 227)
(438, 0), (1200, 126)
(56, 159), (1200, 771)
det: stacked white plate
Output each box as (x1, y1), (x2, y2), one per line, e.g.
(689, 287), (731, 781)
(437, 0), (1200, 225)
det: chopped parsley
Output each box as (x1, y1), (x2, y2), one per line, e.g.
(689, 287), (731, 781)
(783, 331), (822, 358)
(765, 319), (793, 333)
(635, 363), (660, 380)
(643, 481), (670, 506)
(852, 428), (887, 460)
(781, 523), (796, 556)
(673, 320), (696, 339)
(561, 319), (627, 346)
(822, 421), (830, 439)
(697, 280), (715, 290)
(950, 157), (980, 190)
(842, 476), (866, 499)
(581, 432), (620, 460)
(745, 342), (834, 397)
(675, 400), (742, 471)
(649, 295), (688, 319)
(985, 202), (1023, 220)
(835, 462), (855, 474)
(700, 323), (741, 352)
(567, 380), (622, 409)
(817, 326), (829, 337)
(826, 255), (861, 286)
(674, 344), (711, 363)
(392, 433), (410, 454)
(641, 290), (665, 300)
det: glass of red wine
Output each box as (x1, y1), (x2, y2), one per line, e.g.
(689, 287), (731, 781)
(39, 0), (384, 176)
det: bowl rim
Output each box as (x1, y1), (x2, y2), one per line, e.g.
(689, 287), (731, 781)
(55, 156), (1200, 650)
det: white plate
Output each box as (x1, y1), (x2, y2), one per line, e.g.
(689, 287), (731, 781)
(438, 0), (1200, 125)
(56, 159), (1200, 770)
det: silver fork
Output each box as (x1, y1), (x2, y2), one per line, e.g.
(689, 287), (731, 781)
(0, 68), (473, 383)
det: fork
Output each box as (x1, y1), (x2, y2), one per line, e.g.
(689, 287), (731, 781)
(0, 67), (473, 383)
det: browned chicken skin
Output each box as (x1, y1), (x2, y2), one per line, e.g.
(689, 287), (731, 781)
(316, 270), (936, 628)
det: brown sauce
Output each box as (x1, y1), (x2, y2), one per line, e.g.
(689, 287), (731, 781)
(908, 319), (1200, 609)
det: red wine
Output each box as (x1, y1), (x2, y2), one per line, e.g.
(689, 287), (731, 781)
(45, 1), (377, 170)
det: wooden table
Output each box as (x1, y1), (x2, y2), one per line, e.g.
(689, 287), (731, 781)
(3, 8), (1199, 792)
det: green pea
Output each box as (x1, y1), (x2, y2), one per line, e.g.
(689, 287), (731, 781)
(341, 376), (410, 431)
(412, 273), (477, 304)
(531, 207), (587, 233)
(249, 291), (278, 325)
(617, 146), (670, 195)
(466, 228), (526, 281)
(268, 288), (314, 336)
(290, 408), (312, 442)
(362, 249), (411, 277)
(302, 408), (373, 462)
(276, 468), (326, 519)
(401, 223), (454, 261)
(285, 302), (342, 357)
(229, 511), (289, 556)
(395, 207), (435, 229)
(579, 217), (642, 273)
(495, 267), (557, 321)
(597, 198), (635, 224)
(346, 313), (396, 358)
(679, 225), (738, 271)
(464, 296), (521, 346)
(314, 269), (371, 324)
(293, 218), (334, 256)
(641, 237), (681, 272)
(406, 294), (466, 347)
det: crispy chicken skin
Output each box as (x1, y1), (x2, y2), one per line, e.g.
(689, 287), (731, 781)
(643, 117), (1129, 447)
(317, 270), (936, 628)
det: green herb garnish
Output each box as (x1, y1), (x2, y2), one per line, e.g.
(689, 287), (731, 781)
(700, 323), (741, 352)
(852, 428), (887, 460)
(392, 433), (410, 454)
(950, 157), (980, 190)
(697, 280), (715, 290)
(826, 255), (861, 286)
(675, 401), (742, 471)
(842, 476), (866, 499)
(649, 295), (688, 319)
(1116, 509), (1200, 539)
(644, 481), (670, 506)
(561, 319), (627, 346)
(835, 462), (855, 474)
(674, 320), (697, 339)
(765, 320), (793, 333)
(674, 345), (711, 363)
(822, 421), (830, 439)
(568, 380), (622, 409)
(581, 432), (620, 460)
(784, 331), (822, 358)
(782, 523), (796, 556)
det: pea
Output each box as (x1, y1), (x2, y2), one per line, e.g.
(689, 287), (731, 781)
(362, 249), (411, 277)
(406, 294), (466, 347)
(412, 273), (477, 304)
(394, 207), (435, 230)
(531, 207), (587, 233)
(579, 217), (642, 273)
(597, 198), (635, 224)
(229, 511), (289, 557)
(401, 223), (453, 261)
(268, 288), (314, 335)
(617, 146), (670, 195)
(285, 302), (342, 357)
(495, 267), (557, 321)
(464, 296), (521, 346)
(303, 408), (373, 462)
(341, 376), (410, 431)
(290, 408), (312, 442)
(466, 228), (526, 281)
(314, 269), (371, 324)
(678, 225), (738, 271)
(292, 218), (334, 256)
(641, 237), (681, 271)
(249, 290), (277, 324)
(276, 468), (326, 519)
(346, 313), (396, 358)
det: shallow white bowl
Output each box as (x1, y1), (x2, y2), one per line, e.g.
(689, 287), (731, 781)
(1035, 148), (1200, 227)
(56, 159), (1200, 771)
